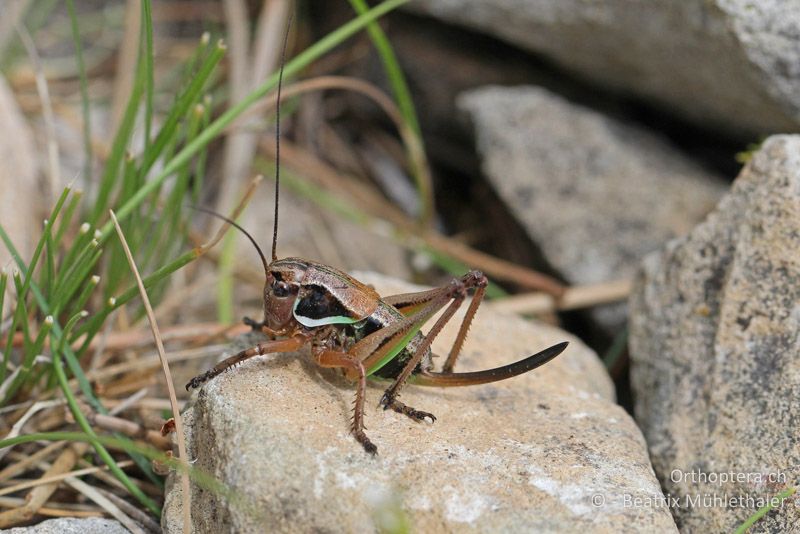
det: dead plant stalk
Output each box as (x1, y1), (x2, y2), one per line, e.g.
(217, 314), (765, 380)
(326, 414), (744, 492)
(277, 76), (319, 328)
(109, 211), (191, 534)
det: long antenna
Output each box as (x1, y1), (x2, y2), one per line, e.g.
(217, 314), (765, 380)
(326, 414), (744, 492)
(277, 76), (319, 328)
(192, 206), (269, 278)
(272, 12), (293, 262)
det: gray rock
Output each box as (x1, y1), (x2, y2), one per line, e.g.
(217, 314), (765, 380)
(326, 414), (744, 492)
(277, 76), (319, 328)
(4, 517), (129, 534)
(629, 135), (800, 532)
(410, 0), (800, 135)
(163, 273), (676, 533)
(458, 86), (725, 333)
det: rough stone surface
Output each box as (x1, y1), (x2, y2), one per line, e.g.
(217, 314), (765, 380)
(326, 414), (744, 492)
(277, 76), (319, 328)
(629, 135), (800, 532)
(5, 517), (129, 534)
(410, 0), (800, 135)
(163, 273), (676, 533)
(458, 86), (726, 333)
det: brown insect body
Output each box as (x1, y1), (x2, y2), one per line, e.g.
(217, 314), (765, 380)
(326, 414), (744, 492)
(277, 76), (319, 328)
(187, 16), (567, 454)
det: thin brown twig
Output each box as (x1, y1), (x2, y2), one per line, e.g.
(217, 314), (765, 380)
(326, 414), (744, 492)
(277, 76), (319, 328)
(110, 0), (141, 133)
(0, 461), (133, 497)
(96, 487), (162, 534)
(0, 442), (89, 528)
(63, 475), (146, 534)
(0, 495), (103, 516)
(1, 454), (145, 533)
(233, 75), (434, 227)
(109, 210), (191, 534)
(260, 136), (566, 295)
(72, 344), (229, 387)
(0, 400), (64, 463)
(68, 404), (170, 450)
(102, 397), (184, 412)
(0, 441), (65, 483)
(488, 279), (633, 315)
(15, 24), (61, 204)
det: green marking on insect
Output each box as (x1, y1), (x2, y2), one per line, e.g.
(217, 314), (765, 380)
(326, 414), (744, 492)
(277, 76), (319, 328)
(366, 324), (424, 377)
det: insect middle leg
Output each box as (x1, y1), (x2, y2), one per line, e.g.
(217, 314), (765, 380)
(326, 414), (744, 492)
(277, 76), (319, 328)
(314, 348), (377, 454)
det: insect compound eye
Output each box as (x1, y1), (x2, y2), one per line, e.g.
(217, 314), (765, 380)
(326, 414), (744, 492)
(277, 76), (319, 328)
(272, 280), (290, 298)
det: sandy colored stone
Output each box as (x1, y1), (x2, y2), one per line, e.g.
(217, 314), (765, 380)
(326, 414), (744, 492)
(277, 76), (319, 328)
(5, 517), (129, 534)
(458, 86), (725, 333)
(410, 0), (800, 135)
(164, 273), (675, 533)
(629, 135), (800, 531)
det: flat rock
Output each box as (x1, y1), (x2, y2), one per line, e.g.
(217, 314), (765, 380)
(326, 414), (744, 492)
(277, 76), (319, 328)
(629, 135), (800, 531)
(458, 86), (725, 333)
(5, 517), (129, 534)
(163, 273), (676, 533)
(410, 0), (800, 135)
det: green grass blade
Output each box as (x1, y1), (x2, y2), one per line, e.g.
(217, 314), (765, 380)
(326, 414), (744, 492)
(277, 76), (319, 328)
(98, 0), (410, 243)
(140, 0), (154, 156)
(51, 339), (161, 516)
(3, 316), (52, 402)
(65, 0), (93, 186)
(733, 486), (797, 534)
(89, 53), (145, 226)
(42, 221), (55, 297)
(347, 0), (432, 227)
(71, 248), (200, 344)
(0, 233), (160, 486)
(53, 248), (103, 316)
(0, 269), (8, 384)
(347, 0), (419, 135)
(67, 275), (100, 319)
(138, 36), (225, 179)
(54, 189), (82, 245)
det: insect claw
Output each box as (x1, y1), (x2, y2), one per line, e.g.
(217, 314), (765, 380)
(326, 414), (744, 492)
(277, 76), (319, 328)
(243, 316), (264, 331)
(356, 434), (377, 455)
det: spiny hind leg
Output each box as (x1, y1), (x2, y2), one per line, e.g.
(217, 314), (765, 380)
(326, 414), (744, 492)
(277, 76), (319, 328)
(380, 272), (483, 411)
(441, 272), (486, 373)
(315, 348), (377, 455)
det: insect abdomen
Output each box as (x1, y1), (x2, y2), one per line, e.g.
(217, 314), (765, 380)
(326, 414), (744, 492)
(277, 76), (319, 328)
(348, 302), (430, 379)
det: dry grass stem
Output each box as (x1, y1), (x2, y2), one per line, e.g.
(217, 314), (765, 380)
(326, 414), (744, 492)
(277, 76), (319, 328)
(63, 475), (146, 534)
(109, 210), (191, 534)
(0, 442), (65, 483)
(0, 400), (64, 463)
(0, 442), (88, 528)
(234, 75), (434, 222)
(0, 460), (135, 497)
(218, 0), (289, 216)
(199, 175), (264, 253)
(110, 0), (141, 133)
(96, 487), (162, 533)
(15, 24), (61, 203)
(70, 409), (170, 450)
(489, 279), (633, 315)
(0, 495), (103, 516)
(260, 136), (566, 294)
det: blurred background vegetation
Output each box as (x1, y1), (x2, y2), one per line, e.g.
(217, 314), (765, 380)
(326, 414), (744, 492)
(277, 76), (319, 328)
(0, 0), (749, 529)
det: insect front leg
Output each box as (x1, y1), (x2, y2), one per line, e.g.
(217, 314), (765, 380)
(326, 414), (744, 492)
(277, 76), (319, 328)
(186, 336), (306, 390)
(313, 347), (377, 455)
